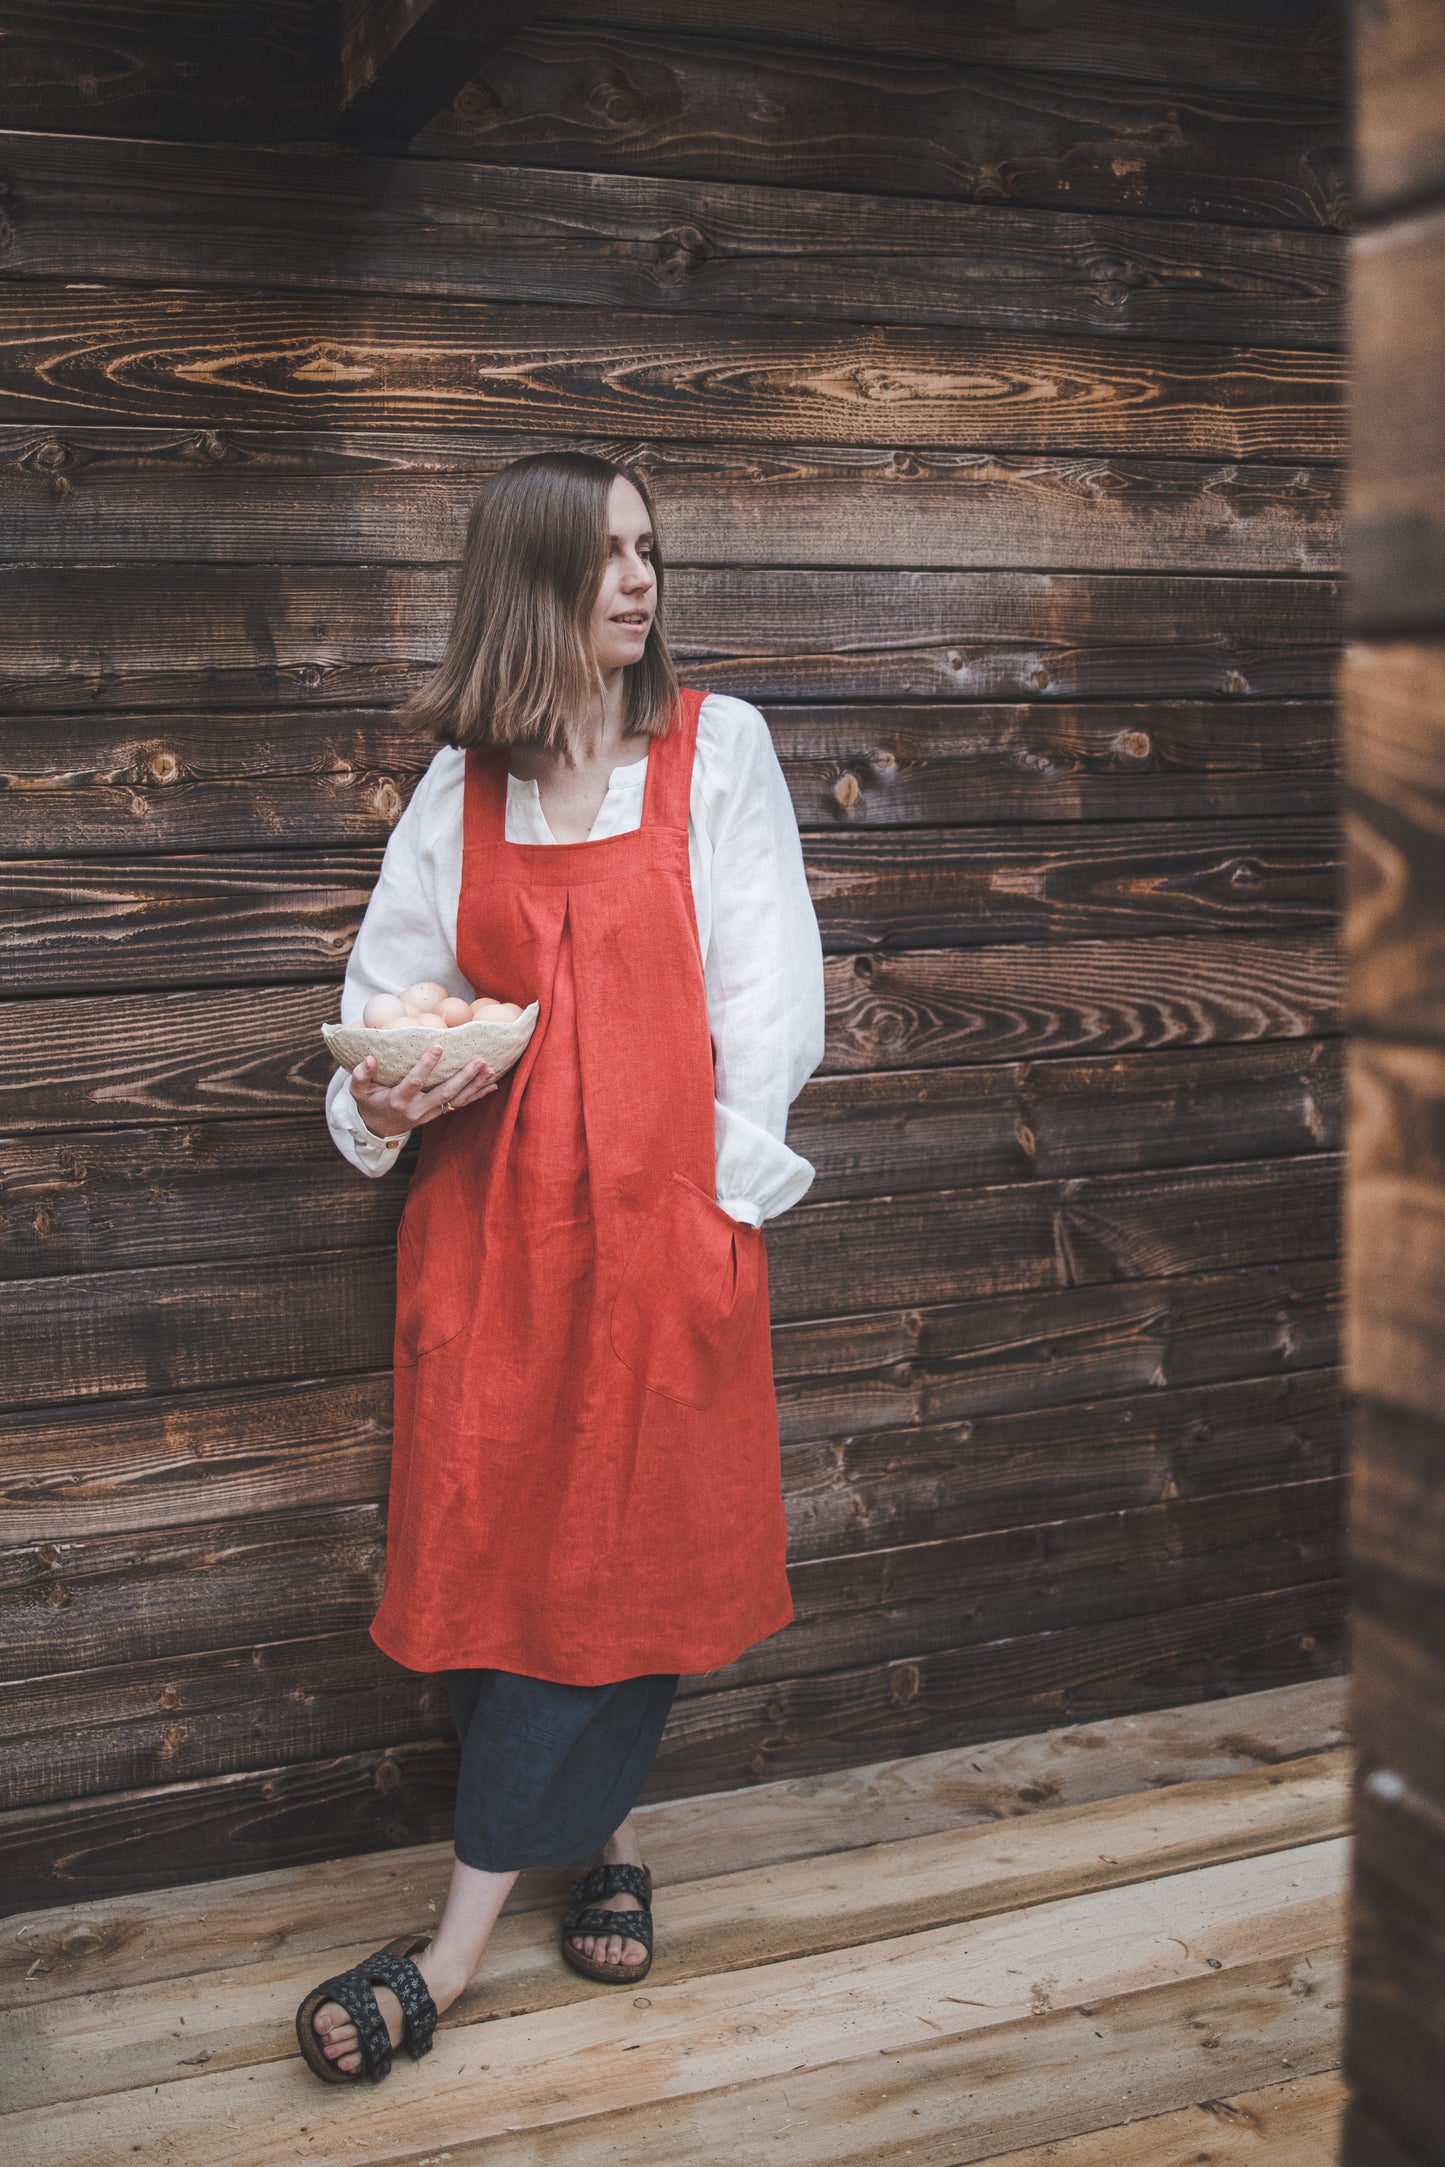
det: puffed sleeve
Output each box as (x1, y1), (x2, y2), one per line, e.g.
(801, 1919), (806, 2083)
(325, 748), (470, 1179)
(697, 694), (827, 1225)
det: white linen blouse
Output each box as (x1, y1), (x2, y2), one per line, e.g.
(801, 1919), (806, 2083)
(325, 691), (827, 1225)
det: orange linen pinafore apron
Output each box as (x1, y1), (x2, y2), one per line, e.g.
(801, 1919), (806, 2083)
(368, 687), (795, 1684)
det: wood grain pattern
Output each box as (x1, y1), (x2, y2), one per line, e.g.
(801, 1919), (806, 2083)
(0, 935), (1342, 1132)
(0, 429), (1342, 573)
(1341, 643), (1445, 1041)
(0, 700), (1339, 855)
(0, 1155), (1340, 1413)
(0, 1677), (1349, 1998)
(0, 1039), (1341, 1279)
(0, 290), (1347, 455)
(0, 0), (324, 142)
(0, 1582), (1347, 1908)
(419, 17), (1346, 232)
(543, 1), (1345, 102)
(0, 824), (1339, 992)
(0, 132), (1344, 345)
(0, 1759), (1351, 2107)
(0, 563), (1343, 712)
(0, 1473), (1343, 1689)
(0, 1263), (1341, 1547)
(1, 1362), (1343, 1551)
(1348, 209), (1445, 634)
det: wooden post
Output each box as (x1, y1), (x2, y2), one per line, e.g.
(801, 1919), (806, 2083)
(1342, 1), (1445, 2159)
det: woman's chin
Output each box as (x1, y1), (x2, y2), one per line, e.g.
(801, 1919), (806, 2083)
(598, 633), (651, 670)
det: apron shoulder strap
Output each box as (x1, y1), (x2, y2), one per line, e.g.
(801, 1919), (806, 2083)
(646, 685), (706, 831)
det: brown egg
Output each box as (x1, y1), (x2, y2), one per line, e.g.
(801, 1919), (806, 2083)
(468, 996), (505, 1019)
(402, 981), (450, 1014)
(491, 1001), (523, 1023)
(438, 996), (474, 1027)
(380, 1014), (418, 1030)
(411, 1011), (447, 1032)
(363, 992), (407, 1028)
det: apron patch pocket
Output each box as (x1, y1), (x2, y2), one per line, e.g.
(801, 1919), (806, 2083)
(610, 1171), (761, 1409)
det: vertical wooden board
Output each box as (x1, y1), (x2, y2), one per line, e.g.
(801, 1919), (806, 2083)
(1349, 208), (1445, 632)
(1344, 1037), (1445, 1418)
(1341, 641), (1445, 1042)
(1351, 0), (1445, 219)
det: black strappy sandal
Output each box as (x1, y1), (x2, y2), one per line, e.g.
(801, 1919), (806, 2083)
(560, 1861), (655, 1984)
(295, 1931), (438, 2085)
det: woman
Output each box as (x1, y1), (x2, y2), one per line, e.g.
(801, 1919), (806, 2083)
(295, 450), (826, 2085)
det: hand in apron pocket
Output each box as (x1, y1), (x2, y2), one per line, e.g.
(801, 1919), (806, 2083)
(610, 1171), (762, 1408)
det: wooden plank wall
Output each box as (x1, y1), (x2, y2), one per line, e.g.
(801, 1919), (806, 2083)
(0, 0), (1348, 1912)
(1341, 2), (1445, 2161)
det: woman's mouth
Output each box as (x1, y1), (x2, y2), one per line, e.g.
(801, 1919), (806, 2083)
(611, 613), (650, 626)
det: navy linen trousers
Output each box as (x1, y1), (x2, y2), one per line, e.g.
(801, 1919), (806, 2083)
(441, 1666), (680, 1873)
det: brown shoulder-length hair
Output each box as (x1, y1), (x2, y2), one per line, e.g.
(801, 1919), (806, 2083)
(401, 450), (680, 752)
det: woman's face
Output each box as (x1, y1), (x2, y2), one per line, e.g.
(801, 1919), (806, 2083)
(588, 475), (657, 676)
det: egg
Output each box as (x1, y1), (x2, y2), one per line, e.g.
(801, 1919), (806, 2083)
(469, 996), (505, 1018)
(438, 996), (474, 1027)
(362, 992), (406, 1028)
(492, 1001), (523, 1022)
(410, 1011), (447, 1032)
(380, 1013), (418, 1030)
(402, 981), (450, 1014)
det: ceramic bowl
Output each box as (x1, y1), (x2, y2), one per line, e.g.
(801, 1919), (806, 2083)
(323, 1001), (539, 1089)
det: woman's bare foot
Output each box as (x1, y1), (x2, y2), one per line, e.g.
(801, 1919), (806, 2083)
(568, 1815), (648, 1968)
(308, 1950), (467, 2077)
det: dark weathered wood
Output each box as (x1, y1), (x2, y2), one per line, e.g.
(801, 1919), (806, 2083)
(0, 1501), (388, 1677)
(0, 1580), (1348, 1911)
(1341, 2101), (1433, 2167)
(419, 17), (1346, 232)
(0, 0), (324, 142)
(0, 132), (1345, 346)
(0, 290), (1347, 455)
(1343, 1036), (1445, 1427)
(0, 823), (1338, 993)
(0, 1477), (1343, 1784)
(0, 564), (1343, 712)
(170, 1064), (1332, 1278)
(0, 1264), (1341, 1542)
(336, 0), (541, 145)
(0, 700), (1339, 856)
(801, 818), (1338, 952)
(548, 0), (1345, 102)
(0, 1470), (1343, 1688)
(707, 1476), (1346, 1698)
(0, 1154), (1342, 1412)
(0, 429), (1343, 573)
(0, 1040), (1342, 1279)
(1351, 0), (1445, 221)
(781, 1367), (1345, 1565)
(1348, 1397), (1445, 1648)
(1348, 212), (1445, 634)
(0, 935), (1343, 1134)
(1341, 643), (1445, 1043)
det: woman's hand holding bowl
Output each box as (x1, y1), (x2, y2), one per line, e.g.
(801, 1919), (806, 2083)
(349, 1041), (498, 1138)
(347, 980), (521, 1137)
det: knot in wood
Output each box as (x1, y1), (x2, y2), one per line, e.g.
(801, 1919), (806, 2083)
(374, 1757), (402, 1794)
(831, 770), (861, 810)
(889, 1662), (921, 1706)
(651, 224), (709, 288)
(1114, 729), (1152, 764)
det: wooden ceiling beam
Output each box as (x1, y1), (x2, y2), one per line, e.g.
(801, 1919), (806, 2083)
(335, 0), (542, 146)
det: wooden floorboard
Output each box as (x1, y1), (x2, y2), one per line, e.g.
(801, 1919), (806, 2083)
(0, 1679), (1350, 2165)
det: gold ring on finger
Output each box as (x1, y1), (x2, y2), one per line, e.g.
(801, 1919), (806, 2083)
(441, 1099), (453, 1114)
